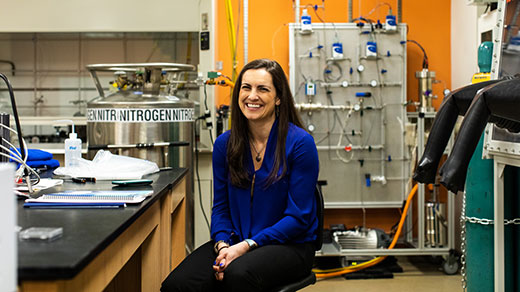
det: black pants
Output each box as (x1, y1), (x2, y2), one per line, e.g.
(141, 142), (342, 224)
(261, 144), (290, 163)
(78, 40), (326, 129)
(161, 240), (315, 292)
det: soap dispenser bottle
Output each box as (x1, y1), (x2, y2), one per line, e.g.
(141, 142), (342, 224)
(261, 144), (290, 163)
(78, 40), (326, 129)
(59, 120), (82, 167)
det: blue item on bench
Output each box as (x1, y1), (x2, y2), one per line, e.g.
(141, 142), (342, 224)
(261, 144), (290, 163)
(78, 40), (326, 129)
(10, 148), (53, 161)
(26, 159), (60, 169)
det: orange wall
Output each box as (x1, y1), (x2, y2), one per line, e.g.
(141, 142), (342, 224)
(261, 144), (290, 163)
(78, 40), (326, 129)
(216, 0), (451, 110)
(215, 0), (451, 231)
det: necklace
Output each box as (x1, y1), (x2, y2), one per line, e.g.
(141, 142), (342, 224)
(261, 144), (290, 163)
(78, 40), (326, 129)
(250, 141), (265, 162)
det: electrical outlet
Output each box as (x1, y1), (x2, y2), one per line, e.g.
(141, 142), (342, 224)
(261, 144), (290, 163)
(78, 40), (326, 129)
(201, 13), (209, 31)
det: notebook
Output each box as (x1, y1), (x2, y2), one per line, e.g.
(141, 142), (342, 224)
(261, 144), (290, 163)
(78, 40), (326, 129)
(25, 190), (153, 204)
(24, 202), (126, 209)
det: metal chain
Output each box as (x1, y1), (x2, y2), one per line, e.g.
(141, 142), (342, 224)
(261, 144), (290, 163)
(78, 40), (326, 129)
(460, 191), (467, 291)
(460, 192), (520, 291)
(464, 216), (520, 225)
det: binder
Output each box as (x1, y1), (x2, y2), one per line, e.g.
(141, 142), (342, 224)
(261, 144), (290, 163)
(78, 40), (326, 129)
(25, 190), (152, 205)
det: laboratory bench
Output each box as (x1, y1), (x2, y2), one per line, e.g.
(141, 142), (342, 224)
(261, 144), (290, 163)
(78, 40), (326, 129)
(17, 168), (188, 292)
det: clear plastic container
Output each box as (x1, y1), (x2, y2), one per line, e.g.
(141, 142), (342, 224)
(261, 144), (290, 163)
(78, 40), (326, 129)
(64, 131), (81, 167)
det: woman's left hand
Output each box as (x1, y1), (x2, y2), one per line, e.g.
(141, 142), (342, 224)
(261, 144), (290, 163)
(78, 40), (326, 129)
(213, 241), (250, 281)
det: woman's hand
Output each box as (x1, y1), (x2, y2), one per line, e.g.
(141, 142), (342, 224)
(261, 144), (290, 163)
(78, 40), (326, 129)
(213, 241), (250, 281)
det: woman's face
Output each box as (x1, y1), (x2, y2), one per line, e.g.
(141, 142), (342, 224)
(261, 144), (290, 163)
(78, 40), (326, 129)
(238, 68), (280, 124)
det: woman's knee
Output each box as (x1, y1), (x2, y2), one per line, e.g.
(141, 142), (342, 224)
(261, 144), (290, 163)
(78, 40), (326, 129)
(222, 263), (262, 292)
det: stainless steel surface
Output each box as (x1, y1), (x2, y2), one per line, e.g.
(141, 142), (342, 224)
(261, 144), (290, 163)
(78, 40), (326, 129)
(426, 202), (447, 247)
(333, 229), (379, 249)
(415, 69), (435, 112)
(87, 92), (194, 168)
(87, 62), (196, 251)
(86, 63), (196, 98)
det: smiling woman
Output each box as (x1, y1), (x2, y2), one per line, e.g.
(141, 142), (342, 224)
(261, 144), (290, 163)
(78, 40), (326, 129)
(238, 69), (280, 125)
(161, 59), (320, 292)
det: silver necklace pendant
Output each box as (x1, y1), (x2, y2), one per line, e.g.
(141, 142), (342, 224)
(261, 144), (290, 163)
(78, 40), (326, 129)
(255, 154), (262, 162)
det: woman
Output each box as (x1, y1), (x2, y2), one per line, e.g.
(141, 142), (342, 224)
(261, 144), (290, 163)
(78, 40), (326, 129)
(161, 58), (319, 292)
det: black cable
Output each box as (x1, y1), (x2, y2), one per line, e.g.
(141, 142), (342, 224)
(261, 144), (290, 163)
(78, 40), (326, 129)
(406, 40), (429, 69)
(326, 91), (353, 145)
(353, 17), (375, 32)
(209, 127), (214, 145)
(484, 4), (490, 14)
(0, 73), (27, 165)
(311, 5), (325, 23)
(194, 118), (211, 233)
(203, 83), (215, 145)
(203, 82), (209, 110)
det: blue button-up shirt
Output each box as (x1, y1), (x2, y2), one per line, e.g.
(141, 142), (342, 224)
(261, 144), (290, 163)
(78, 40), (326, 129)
(210, 120), (319, 246)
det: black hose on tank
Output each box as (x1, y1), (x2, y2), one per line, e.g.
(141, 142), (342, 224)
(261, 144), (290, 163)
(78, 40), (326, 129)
(440, 78), (520, 193)
(413, 79), (505, 184)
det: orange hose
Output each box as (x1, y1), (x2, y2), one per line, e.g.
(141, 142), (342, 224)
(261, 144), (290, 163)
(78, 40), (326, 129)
(315, 184), (418, 278)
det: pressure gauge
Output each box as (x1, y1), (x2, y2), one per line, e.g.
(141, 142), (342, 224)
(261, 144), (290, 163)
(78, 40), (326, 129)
(342, 81), (349, 88)
(353, 104), (361, 111)
(357, 64), (365, 72)
(370, 80), (378, 87)
(307, 124), (316, 132)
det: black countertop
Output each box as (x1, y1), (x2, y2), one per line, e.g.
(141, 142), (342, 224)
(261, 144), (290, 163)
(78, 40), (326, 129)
(17, 168), (188, 281)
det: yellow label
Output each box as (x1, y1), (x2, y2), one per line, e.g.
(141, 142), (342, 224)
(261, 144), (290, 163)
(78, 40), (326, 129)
(471, 72), (491, 84)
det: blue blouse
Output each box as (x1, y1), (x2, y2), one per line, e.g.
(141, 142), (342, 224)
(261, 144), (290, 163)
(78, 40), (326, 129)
(210, 120), (320, 247)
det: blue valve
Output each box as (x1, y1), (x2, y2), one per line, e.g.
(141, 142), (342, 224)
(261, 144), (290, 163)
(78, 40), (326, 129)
(355, 92), (372, 97)
(365, 174), (371, 187)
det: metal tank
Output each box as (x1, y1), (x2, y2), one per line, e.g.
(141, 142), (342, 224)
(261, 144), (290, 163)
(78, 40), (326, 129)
(86, 63), (197, 250)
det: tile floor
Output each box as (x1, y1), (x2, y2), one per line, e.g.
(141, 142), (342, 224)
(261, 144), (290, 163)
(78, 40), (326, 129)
(302, 256), (462, 292)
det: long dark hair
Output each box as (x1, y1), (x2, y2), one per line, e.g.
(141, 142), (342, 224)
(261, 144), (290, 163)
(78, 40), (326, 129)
(227, 59), (304, 188)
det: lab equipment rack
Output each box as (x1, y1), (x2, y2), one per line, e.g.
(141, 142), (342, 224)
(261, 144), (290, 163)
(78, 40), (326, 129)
(289, 23), (456, 272)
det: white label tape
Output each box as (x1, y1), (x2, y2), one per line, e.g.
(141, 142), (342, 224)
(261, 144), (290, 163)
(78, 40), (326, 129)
(87, 108), (195, 123)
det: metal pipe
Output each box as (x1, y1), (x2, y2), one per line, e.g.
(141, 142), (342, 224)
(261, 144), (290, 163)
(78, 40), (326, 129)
(316, 144), (384, 151)
(244, 0), (249, 64)
(379, 100), (386, 184)
(295, 0), (300, 23)
(0, 60), (16, 76)
(295, 103), (354, 111)
(33, 33), (38, 119)
(86, 63), (196, 72)
(0, 86), (199, 92)
(348, 0), (353, 22)
(88, 141), (190, 150)
(78, 34), (83, 114)
(397, 0), (402, 23)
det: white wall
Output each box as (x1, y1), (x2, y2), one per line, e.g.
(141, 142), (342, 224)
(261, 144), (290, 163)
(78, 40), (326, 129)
(194, 152), (213, 248)
(193, 0), (215, 249)
(451, 1), (479, 89)
(0, 0), (199, 32)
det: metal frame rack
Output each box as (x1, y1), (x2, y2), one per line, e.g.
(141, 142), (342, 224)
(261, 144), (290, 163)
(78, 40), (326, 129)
(483, 0), (519, 289)
(289, 22), (456, 269)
